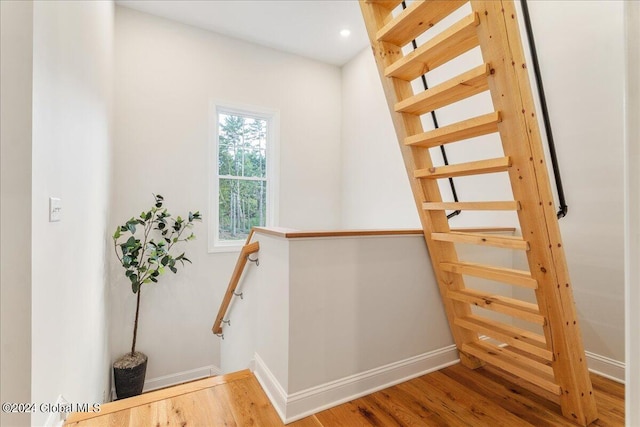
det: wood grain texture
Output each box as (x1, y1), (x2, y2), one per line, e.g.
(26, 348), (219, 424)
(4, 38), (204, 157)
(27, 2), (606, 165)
(423, 200), (518, 212)
(376, 0), (467, 46)
(440, 261), (537, 289)
(470, 1), (598, 422)
(65, 370), (252, 423)
(405, 111), (502, 148)
(385, 12), (480, 81)
(462, 341), (559, 395)
(395, 63), (491, 115)
(414, 156), (511, 179)
(66, 365), (623, 427)
(447, 288), (545, 325)
(455, 314), (552, 361)
(432, 231), (528, 250)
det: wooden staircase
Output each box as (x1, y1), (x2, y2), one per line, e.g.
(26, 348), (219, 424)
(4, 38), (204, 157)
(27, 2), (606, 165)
(359, 1), (598, 425)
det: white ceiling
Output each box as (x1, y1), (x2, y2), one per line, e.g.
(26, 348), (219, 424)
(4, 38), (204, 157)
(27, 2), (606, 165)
(115, 0), (371, 66)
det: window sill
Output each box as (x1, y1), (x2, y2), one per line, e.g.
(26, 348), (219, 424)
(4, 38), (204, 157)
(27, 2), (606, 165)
(208, 243), (244, 254)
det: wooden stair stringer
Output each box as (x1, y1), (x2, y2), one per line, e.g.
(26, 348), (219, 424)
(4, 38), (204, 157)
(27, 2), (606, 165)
(359, 1), (483, 369)
(471, 1), (597, 424)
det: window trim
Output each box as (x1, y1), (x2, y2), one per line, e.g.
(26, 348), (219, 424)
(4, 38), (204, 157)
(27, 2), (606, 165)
(209, 101), (279, 253)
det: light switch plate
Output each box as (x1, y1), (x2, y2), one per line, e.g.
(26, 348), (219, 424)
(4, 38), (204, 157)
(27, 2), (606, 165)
(49, 197), (62, 222)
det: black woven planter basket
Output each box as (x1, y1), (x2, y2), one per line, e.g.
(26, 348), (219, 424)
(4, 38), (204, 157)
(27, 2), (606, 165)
(113, 353), (148, 400)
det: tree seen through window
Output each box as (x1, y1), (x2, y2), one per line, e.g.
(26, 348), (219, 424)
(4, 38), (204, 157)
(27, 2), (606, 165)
(218, 113), (267, 241)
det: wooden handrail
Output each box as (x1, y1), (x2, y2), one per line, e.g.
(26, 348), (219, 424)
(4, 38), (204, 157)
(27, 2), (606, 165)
(252, 226), (517, 239)
(212, 230), (260, 335)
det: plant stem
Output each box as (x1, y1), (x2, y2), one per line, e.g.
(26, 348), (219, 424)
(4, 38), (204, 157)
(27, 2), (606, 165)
(114, 243), (123, 264)
(167, 222), (190, 252)
(131, 286), (141, 355)
(136, 209), (159, 286)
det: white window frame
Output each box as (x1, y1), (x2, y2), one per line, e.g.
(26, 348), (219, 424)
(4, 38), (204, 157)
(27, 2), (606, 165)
(209, 101), (279, 252)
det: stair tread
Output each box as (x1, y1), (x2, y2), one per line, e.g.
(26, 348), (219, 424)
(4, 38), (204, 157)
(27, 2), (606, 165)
(455, 314), (552, 361)
(423, 200), (518, 211)
(376, 0), (467, 47)
(432, 231), (529, 251)
(66, 370), (253, 423)
(405, 112), (502, 148)
(386, 13), (480, 81)
(447, 288), (545, 325)
(415, 156), (510, 179)
(440, 260), (536, 289)
(463, 341), (560, 395)
(396, 64), (491, 115)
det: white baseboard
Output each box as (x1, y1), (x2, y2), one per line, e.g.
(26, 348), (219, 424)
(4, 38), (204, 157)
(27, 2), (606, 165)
(254, 345), (460, 424)
(143, 364), (222, 392)
(253, 354), (288, 421)
(586, 351), (625, 383)
(252, 347), (625, 423)
(110, 364), (222, 401)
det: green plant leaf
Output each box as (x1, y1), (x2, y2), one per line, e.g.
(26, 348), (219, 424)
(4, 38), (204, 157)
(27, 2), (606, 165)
(114, 194), (200, 312)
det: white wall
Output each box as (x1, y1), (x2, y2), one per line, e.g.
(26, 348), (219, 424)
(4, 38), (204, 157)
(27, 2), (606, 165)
(0, 2), (33, 426)
(340, 1), (626, 366)
(287, 235), (453, 393)
(524, 0), (626, 363)
(221, 231), (458, 422)
(625, 0), (640, 422)
(112, 6), (342, 383)
(31, 1), (113, 425)
(220, 234), (290, 379)
(340, 48), (419, 228)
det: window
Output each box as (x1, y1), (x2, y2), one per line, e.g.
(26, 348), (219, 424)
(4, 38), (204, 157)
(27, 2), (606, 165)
(210, 103), (278, 251)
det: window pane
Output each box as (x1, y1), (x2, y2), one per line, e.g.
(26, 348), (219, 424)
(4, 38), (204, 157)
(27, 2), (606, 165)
(218, 178), (267, 241)
(218, 113), (267, 178)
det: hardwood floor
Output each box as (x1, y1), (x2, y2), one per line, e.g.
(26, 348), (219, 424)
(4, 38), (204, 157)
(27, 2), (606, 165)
(65, 364), (624, 426)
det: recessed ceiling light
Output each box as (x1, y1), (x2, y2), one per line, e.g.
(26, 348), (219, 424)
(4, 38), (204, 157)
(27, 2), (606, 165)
(340, 29), (351, 38)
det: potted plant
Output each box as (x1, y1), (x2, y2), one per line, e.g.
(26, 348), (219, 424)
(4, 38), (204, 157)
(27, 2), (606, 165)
(112, 194), (201, 399)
